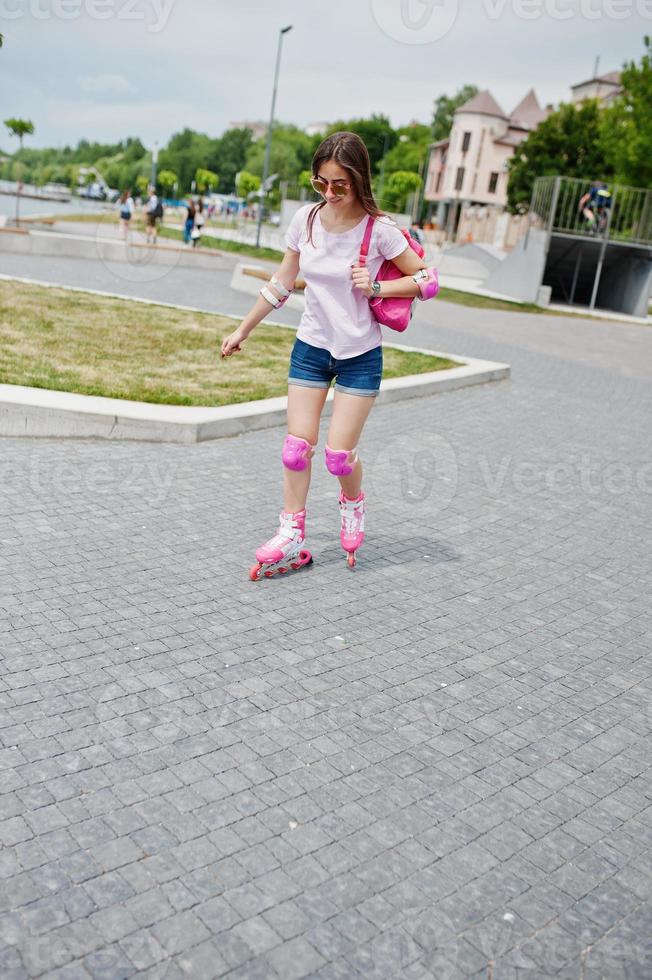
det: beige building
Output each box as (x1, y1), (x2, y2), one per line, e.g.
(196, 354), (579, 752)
(229, 121), (268, 141)
(305, 122), (330, 137)
(424, 89), (549, 238)
(571, 70), (622, 105)
(424, 69), (621, 244)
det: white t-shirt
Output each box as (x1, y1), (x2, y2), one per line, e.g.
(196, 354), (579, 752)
(285, 204), (408, 359)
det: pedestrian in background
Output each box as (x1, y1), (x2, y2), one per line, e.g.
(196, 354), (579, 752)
(118, 189), (134, 239)
(184, 198), (196, 245)
(192, 198), (205, 247)
(144, 186), (161, 244)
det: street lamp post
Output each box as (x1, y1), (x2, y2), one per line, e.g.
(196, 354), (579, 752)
(376, 131), (390, 207)
(256, 24), (293, 248)
(150, 141), (159, 191)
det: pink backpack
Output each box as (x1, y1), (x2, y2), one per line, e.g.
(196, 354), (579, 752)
(359, 216), (426, 333)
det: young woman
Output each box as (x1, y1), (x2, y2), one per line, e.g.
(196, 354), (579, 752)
(220, 131), (438, 580)
(118, 189), (134, 239)
(192, 198), (205, 247)
(184, 198), (196, 245)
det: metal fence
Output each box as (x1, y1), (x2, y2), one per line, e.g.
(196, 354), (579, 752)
(529, 176), (652, 246)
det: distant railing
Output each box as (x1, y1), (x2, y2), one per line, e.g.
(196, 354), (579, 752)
(529, 176), (652, 247)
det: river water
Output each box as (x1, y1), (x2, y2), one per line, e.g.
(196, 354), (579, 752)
(0, 192), (112, 220)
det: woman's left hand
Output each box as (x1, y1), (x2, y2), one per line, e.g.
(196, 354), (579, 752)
(351, 264), (373, 297)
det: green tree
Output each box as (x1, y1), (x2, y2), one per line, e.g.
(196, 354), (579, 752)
(158, 169), (178, 196)
(244, 124), (314, 182)
(298, 170), (313, 189)
(158, 128), (214, 193)
(381, 124), (432, 177)
(244, 139), (301, 181)
(4, 117), (34, 153)
(135, 174), (149, 197)
(123, 137), (147, 163)
(236, 171), (261, 198)
(195, 167), (219, 193)
(4, 118), (35, 224)
(379, 170), (423, 212)
(601, 36), (652, 187)
(432, 85), (478, 142)
(209, 127), (253, 193)
(507, 100), (613, 210)
(324, 115), (397, 172)
(431, 85), (478, 143)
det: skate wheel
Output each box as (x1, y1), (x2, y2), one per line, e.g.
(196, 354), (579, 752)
(347, 552), (356, 568)
(278, 567), (288, 574)
(249, 563), (263, 582)
(290, 551), (313, 571)
(264, 570), (275, 578)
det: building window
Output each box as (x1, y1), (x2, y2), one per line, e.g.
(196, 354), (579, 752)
(462, 132), (471, 153)
(488, 172), (499, 194)
(436, 170), (443, 193)
(455, 167), (465, 191)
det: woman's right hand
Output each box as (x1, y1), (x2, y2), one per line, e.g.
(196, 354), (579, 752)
(221, 328), (247, 359)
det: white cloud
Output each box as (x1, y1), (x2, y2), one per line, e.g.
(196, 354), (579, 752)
(0, 0), (646, 148)
(39, 99), (209, 146)
(78, 74), (137, 96)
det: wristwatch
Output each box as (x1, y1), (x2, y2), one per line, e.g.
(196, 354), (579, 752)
(371, 280), (381, 297)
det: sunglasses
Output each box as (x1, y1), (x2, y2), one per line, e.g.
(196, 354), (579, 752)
(310, 176), (351, 197)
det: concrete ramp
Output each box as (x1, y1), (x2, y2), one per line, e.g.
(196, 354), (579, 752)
(442, 241), (505, 275)
(483, 228), (548, 303)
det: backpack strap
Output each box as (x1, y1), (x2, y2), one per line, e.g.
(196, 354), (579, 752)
(358, 216), (375, 267)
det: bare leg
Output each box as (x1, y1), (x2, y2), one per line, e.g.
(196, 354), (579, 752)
(326, 390), (377, 498)
(284, 384), (329, 512)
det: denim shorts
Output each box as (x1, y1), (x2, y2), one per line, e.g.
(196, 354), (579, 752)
(288, 338), (383, 397)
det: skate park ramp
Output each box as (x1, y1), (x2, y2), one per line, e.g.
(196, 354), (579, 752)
(542, 235), (651, 316)
(483, 227), (549, 303)
(484, 177), (652, 317)
(438, 242), (505, 284)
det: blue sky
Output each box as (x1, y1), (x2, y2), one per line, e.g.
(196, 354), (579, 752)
(0, 0), (648, 150)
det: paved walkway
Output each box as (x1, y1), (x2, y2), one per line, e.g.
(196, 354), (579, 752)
(1, 255), (651, 979)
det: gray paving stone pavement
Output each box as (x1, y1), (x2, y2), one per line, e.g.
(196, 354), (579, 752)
(1, 252), (651, 978)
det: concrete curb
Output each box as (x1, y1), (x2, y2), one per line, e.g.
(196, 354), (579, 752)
(0, 225), (234, 271)
(0, 276), (510, 444)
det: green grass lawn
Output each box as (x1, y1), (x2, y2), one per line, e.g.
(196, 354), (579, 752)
(156, 225), (283, 262)
(0, 280), (460, 407)
(437, 286), (547, 314)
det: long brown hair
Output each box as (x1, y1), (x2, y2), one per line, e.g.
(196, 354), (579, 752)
(306, 131), (384, 245)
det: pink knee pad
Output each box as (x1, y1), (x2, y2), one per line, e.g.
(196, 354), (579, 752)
(325, 445), (357, 477)
(282, 434), (314, 472)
